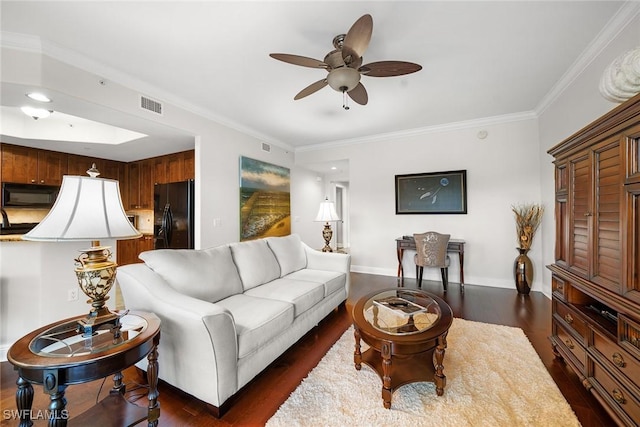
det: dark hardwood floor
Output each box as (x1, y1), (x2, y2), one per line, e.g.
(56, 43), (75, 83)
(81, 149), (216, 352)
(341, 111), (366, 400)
(1, 273), (615, 426)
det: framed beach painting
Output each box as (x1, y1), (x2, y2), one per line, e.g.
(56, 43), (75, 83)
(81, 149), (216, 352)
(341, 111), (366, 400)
(239, 156), (291, 240)
(395, 170), (467, 214)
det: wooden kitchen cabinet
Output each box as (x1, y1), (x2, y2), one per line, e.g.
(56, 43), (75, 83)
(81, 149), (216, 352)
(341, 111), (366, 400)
(127, 159), (154, 209)
(67, 154), (126, 180)
(2, 143), (192, 213)
(166, 150), (195, 182)
(117, 235), (154, 266)
(152, 150), (195, 184)
(1, 144), (67, 185)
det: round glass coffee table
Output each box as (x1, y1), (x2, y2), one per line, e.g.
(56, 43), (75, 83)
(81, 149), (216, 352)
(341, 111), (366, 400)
(352, 288), (453, 409)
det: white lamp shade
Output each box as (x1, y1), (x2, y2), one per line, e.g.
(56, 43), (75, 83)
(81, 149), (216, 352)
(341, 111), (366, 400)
(23, 175), (141, 241)
(315, 199), (341, 222)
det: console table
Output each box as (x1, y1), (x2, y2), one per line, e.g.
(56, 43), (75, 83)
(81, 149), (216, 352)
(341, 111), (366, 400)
(396, 236), (465, 288)
(7, 311), (160, 427)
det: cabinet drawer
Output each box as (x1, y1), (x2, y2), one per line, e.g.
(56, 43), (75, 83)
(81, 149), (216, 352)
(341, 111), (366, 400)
(620, 315), (640, 359)
(552, 275), (566, 299)
(591, 359), (640, 423)
(554, 300), (588, 343)
(555, 322), (586, 371)
(592, 329), (640, 387)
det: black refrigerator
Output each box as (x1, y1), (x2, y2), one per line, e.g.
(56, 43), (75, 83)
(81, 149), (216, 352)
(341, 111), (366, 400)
(154, 180), (195, 249)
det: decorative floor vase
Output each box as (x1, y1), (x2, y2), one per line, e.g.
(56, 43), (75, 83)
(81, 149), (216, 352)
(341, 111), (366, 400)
(514, 248), (533, 294)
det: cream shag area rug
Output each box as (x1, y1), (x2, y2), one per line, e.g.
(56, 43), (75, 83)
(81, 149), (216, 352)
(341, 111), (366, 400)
(267, 318), (580, 427)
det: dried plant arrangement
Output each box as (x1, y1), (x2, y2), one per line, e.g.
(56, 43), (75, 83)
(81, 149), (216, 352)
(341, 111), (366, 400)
(512, 203), (544, 250)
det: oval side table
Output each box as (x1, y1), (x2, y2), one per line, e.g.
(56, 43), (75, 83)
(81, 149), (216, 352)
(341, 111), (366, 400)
(8, 311), (161, 427)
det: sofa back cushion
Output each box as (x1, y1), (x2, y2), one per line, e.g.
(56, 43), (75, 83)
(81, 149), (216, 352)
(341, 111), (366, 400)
(266, 234), (307, 277)
(230, 239), (281, 290)
(139, 245), (243, 303)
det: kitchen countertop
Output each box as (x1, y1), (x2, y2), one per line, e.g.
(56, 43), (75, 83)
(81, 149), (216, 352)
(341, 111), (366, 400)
(0, 234), (26, 242)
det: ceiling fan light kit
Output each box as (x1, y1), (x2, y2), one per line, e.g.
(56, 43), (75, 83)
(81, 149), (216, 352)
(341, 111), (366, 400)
(270, 14), (421, 109)
(327, 67), (360, 93)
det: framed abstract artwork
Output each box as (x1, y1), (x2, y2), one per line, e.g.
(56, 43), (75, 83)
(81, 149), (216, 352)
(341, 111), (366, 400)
(395, 170), (467, 214)
(239, 156), (291, 240)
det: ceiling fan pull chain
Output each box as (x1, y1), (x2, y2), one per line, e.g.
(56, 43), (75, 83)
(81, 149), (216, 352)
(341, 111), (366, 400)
(342, 88), (350, 110)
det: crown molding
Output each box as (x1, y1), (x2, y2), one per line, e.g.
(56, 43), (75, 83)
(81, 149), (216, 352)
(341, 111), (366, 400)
(1, 31), (42, 52)
(535, 1), (640, 116)
(295, 111), (538, 153)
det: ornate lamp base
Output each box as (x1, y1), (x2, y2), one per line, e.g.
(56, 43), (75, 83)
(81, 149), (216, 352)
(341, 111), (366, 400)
(321, 222), (334, 252)
(74, 242), (122, 336)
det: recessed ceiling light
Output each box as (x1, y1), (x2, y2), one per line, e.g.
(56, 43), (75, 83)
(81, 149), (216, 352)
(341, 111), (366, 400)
(331, 166), (337, 170)
(21, 106), (53, 120)
(26, 92), (52, 103)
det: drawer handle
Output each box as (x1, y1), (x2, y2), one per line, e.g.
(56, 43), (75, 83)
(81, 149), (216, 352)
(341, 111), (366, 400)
(612, 388), (626, 405)
(564, 313), (574, 324)
(612, 353), (626, 368)
(564, 339), (574, 350)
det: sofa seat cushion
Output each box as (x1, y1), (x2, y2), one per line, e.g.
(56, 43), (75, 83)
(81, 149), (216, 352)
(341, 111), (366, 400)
(244, 278), (324, 317)
(216, 294), (294, 359)
(230, 240), (281, 290)
(266, 234), (307, 276)
(139, 246), (243, 303)
(284, 269), (346, 297)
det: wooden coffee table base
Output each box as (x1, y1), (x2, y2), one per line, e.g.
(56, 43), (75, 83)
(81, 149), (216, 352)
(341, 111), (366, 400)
(354, 327), (448, 409)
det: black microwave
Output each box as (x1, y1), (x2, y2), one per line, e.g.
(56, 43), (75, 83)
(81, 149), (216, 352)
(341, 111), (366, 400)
(2, 183), (60, 208)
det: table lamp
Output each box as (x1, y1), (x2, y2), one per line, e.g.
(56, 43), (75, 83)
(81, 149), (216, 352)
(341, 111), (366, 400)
(315, 197), (341, 252)
(23, 165), (141, 336)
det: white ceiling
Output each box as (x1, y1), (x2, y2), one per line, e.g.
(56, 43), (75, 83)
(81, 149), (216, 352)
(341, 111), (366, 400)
(0, 1), (633, 163)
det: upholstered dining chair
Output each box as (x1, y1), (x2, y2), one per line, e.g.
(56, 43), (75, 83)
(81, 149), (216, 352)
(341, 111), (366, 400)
(413, 231), (451, 291)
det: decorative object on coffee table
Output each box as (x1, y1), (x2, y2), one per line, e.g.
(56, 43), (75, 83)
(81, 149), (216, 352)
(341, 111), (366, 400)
(511, 203), (544, 294)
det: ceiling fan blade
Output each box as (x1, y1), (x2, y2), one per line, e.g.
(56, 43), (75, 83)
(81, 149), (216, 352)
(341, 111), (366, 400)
(360, 61), (422, 77)
(348, 83), (368, 105)
(343, 14), (373, 59)
(270, 53), (328, 69)
(294, 79), (328, 100)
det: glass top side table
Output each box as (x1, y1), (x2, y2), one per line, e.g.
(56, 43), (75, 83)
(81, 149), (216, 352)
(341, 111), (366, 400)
(29, 313), (148, 358)
(8, 311), (161, 427)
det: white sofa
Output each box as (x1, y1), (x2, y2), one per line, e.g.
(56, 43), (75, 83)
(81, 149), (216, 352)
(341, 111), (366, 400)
(117, 233), (350, 416)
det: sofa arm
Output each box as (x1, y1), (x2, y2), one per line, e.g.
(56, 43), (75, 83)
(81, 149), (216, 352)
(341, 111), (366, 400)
(302, 242), (351, 292)
(117, 264), (239, 407)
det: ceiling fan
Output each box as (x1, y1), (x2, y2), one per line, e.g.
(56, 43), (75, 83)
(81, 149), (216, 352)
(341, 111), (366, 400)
(270, 14), (422, 109)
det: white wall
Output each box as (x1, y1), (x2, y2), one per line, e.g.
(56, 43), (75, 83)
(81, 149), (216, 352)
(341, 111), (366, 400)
(297, 117), (544, 290)
(290, 165), (327, 249)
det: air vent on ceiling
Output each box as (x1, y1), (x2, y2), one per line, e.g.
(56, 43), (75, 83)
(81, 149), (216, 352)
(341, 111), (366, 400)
(261, 142), (271, 153)
(140, 95), (163, 115)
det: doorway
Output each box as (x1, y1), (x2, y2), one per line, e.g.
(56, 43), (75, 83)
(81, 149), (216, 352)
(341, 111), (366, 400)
(334, 182), (349, 250)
